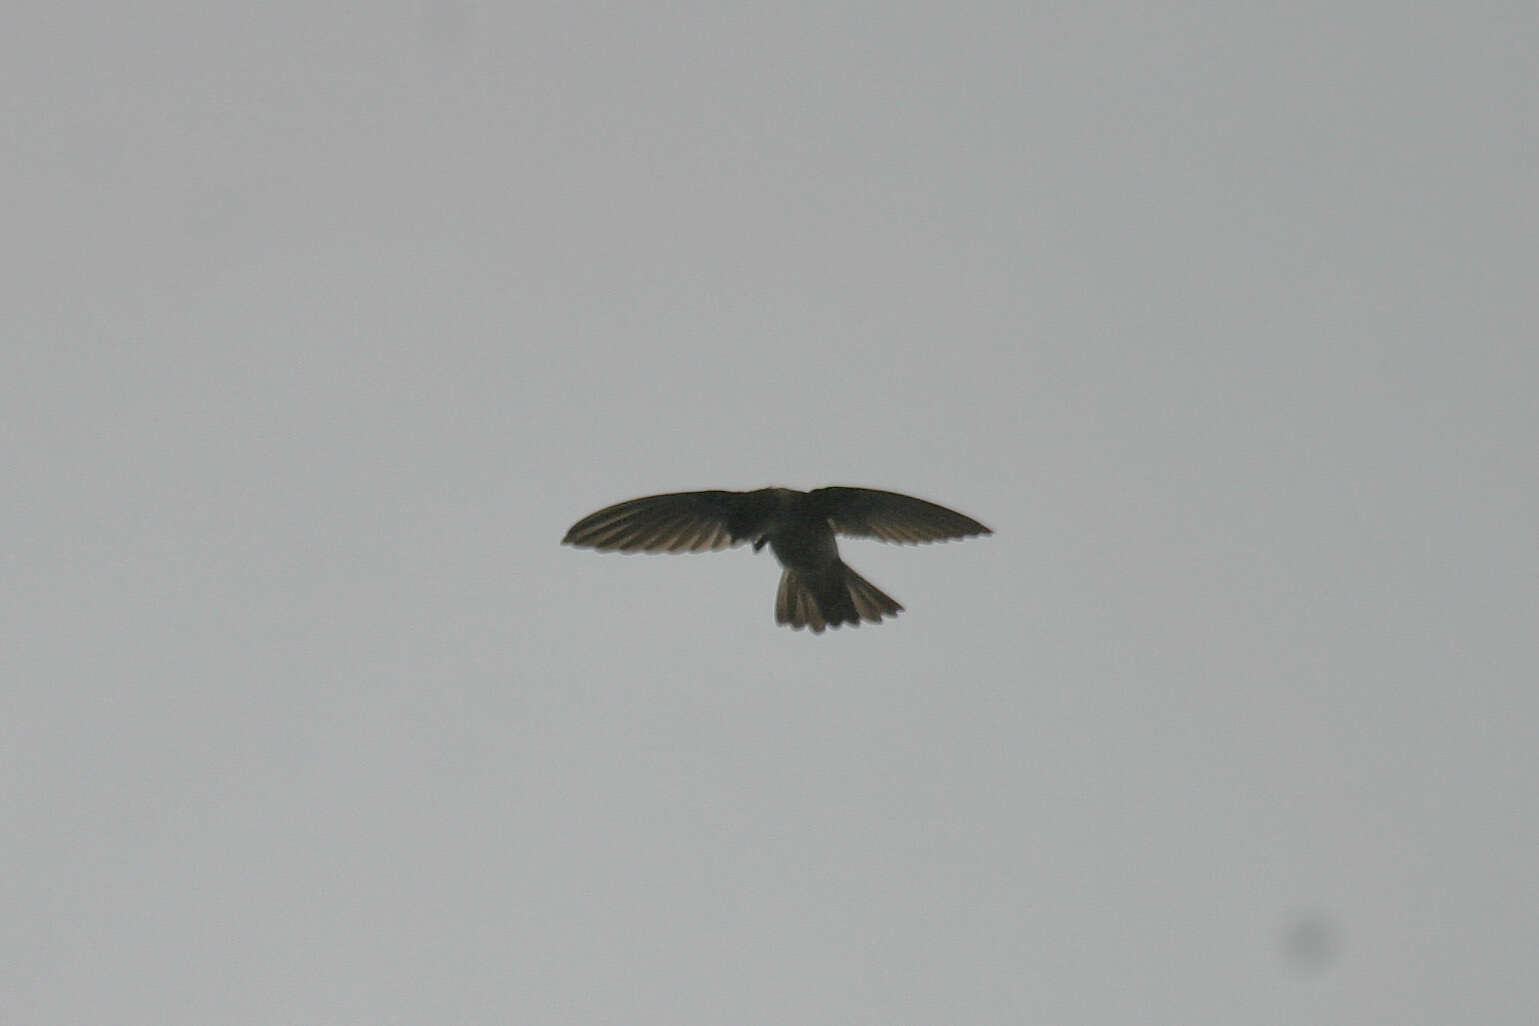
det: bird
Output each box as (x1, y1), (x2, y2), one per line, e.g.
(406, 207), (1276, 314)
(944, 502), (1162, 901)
(562, 486), (991, 633)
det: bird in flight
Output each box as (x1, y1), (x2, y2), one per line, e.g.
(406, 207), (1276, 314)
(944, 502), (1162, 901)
(563, 486), (991, 633)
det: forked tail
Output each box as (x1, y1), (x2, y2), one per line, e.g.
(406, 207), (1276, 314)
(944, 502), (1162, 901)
(775, 562), (902, 633)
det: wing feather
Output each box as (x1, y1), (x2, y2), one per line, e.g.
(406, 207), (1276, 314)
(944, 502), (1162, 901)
(810, 487), (991, 545)
(562, 491), (757, 553)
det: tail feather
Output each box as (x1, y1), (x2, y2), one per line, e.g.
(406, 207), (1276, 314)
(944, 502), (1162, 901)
(846, 566), (904, 623)
(775, 563), (903, 633)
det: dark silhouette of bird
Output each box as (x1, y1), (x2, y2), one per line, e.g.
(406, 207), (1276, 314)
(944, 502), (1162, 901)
(562, 487), (991, 632)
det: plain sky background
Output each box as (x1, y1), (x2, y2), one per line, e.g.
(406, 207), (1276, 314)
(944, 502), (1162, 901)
(5, 2), (1536, 1023)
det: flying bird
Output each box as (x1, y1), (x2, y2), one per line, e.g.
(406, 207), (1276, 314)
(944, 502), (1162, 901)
(562, 487), (991, 633)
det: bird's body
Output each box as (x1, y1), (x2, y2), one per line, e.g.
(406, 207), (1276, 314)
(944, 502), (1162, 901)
(562, 486), (990, 632)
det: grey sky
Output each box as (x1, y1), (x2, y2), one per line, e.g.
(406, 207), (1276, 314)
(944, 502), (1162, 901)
(5, 2), (1536, 1023)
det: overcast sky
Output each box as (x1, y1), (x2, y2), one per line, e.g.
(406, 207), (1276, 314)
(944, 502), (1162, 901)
(5, 2), (1536, 1023)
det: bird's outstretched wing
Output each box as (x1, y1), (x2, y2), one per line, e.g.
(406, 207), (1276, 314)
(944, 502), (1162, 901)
(810, 487), (991, 544)
(562, 490), (775, 553)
